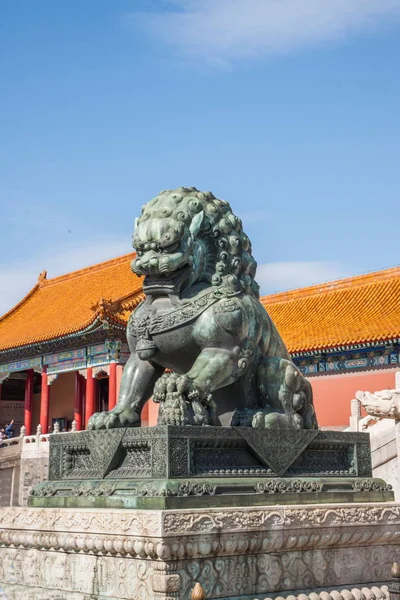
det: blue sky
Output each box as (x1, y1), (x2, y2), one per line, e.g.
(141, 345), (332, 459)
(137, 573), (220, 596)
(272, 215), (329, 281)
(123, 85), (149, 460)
(1, 0), (399, 314)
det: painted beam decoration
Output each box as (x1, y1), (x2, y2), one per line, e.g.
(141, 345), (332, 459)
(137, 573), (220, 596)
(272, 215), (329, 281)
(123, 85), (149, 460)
(0, 341), (129, 376)
(293, 340), (399, 375)
(0, 341), (397, 378)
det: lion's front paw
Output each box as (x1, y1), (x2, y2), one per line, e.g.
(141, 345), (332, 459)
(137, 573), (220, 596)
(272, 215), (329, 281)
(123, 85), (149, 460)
(251, 410), (303, 430)
(157, 392), (191, 426)
(154, 372), (214, 426)
(88, 408), (141, 430)
(154, 372), (201, 403)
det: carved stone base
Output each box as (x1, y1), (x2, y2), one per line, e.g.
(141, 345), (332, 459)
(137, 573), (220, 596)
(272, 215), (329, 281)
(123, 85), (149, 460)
(0, 502), (399, 599)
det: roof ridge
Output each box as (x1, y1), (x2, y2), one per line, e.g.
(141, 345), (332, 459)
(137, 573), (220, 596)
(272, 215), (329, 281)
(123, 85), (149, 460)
(42, 252), (136, 287)
(262, 264), (400, 305)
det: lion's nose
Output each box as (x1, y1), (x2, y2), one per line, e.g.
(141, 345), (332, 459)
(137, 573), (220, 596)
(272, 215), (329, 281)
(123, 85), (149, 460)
(149, 257), (159, 269)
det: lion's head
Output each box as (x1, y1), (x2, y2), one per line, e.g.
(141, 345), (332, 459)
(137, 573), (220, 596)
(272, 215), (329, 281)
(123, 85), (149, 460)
(131, 187), (259, 297)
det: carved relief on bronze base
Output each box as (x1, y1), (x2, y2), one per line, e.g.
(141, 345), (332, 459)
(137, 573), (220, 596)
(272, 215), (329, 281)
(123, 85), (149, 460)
(29, 425), (393, 508)
(43, 426), (373, 482)
(29, 475), (393, 509)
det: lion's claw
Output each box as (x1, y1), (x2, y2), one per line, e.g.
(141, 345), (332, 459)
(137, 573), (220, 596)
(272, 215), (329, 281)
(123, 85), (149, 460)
(155, 372), (213, 426)
(88, 408), (141, 430)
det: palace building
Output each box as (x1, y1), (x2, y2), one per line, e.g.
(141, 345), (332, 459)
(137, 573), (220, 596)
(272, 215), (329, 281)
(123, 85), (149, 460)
(0, 255), (398, 433)
(262, 266), (400, 427)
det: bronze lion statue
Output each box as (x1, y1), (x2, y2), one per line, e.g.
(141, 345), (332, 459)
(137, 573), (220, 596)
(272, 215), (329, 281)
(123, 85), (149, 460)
(89, 187), (317, 430)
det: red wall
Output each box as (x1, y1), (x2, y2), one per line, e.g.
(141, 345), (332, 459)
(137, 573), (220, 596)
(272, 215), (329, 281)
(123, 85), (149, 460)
(142, 399), (159, 427)
(145, 368), (399, 428)
(310, 368), (398, 428)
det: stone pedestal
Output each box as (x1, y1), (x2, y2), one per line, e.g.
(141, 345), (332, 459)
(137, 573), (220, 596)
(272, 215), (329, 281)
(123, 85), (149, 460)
(29, 427), (393, 508)
(0, 502), (399, 600)
(4, 427), (395, 599)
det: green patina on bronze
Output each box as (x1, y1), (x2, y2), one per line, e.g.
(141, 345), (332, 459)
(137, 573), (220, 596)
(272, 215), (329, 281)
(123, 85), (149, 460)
(28, 425), (394, 509)
(29, 477), (394, 510)
(88, 187), (317, 430)
(29, 189), (394, 509)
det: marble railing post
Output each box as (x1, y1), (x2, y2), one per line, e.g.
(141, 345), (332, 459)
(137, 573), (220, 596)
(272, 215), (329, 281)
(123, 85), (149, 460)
(36, 424), (42, 445)
(349, 398), (362, 431)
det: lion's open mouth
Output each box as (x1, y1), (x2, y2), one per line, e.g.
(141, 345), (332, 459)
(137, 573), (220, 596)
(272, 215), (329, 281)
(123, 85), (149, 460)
(143, 264), (191, 295)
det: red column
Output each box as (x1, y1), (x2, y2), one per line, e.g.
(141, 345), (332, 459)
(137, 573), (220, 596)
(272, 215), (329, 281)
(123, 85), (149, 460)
(40, 368), (50, 433)
(149, 400), (159, 427)
(108, 362), (117, 410)
(141, 400), (149, 426)
(74, 371), (82, 431)
(85, 367), (95, 428)
(24, 369), (34, 435)
(116, 365), (123, 400)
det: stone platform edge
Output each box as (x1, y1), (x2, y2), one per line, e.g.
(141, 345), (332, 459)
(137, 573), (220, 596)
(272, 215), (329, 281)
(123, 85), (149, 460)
(0, 583), (390, 600)
(0, 502), (399, 599)
(1, 501), (400, 555)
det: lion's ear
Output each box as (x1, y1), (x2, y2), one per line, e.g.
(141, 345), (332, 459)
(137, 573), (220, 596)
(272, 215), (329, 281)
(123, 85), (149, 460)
(134, 217), (139, 231)
(189, 210), (204, 238)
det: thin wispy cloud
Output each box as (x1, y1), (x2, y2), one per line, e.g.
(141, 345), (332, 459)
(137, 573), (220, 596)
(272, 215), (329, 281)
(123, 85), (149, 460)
(128, 0), (400, 66)
(0, 239), (131, 316)
(257, 261), (352, 295)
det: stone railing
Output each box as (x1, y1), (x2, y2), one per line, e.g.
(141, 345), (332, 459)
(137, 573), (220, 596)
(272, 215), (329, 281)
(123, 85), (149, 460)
(347, 394), (400, 500)
(18, 421), (77, 506)
(20, 425), (51, 458)
(0, 435), (23, 507)
(3, 420), (78, 457)
(0, 435), (22, 460)
(0, 421), (77, 507)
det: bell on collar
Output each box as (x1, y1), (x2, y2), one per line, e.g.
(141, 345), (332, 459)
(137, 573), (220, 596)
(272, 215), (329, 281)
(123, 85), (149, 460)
(136, 338), (157, 360)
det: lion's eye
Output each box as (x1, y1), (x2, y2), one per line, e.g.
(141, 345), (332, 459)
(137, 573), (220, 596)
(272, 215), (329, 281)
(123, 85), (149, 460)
(162, 242), (179, 253)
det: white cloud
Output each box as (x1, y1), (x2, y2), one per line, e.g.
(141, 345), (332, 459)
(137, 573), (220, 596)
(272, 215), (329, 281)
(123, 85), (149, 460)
(0, 239), (131, 316)
(129, 0), (400, 65)
(257, 260), (351, 294)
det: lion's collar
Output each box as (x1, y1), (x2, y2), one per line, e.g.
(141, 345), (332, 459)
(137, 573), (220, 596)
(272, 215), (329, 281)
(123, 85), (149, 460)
(129, 286), (241, 337)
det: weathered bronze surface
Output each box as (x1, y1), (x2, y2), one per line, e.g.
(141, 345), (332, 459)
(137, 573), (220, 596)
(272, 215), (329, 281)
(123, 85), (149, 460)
(30, 189), (394, 510)
(29, 427), (393, 509)
(89, 187), (317, 430)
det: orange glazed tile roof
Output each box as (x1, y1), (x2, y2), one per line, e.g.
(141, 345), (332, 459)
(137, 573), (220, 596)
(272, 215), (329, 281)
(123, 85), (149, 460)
(0, 253), (144, 352)
(0, 253), (398, 354)
(262, 265), (400, 354)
